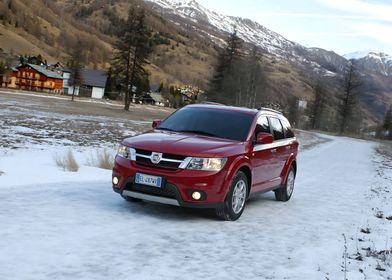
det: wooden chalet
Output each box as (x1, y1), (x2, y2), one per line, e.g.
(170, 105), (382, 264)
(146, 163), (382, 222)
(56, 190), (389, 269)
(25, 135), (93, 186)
(11, 64), (63, 94)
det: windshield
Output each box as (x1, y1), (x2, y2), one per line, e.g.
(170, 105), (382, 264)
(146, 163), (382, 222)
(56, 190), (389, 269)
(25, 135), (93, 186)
(157, 107), (255, 142)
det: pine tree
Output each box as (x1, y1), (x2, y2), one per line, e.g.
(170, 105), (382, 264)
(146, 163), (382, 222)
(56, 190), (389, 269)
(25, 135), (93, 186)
(0, 61), (7, 87)
(309, 80), (328, 130)
(104, 67), (118, 100)
(288, 97), (299, 128)
(158, 82), (164, 93)
(243, 46), (265, 108)
(68, 40), (84, 101)
(338, 60), (362, 134)
(383, 105), (392, 139)
(112, 7), (151, 111)
(208, 27), (242, 104)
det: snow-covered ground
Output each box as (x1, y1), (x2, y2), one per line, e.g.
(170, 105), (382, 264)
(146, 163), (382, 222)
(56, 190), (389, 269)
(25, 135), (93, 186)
(0, 94), (391, 280)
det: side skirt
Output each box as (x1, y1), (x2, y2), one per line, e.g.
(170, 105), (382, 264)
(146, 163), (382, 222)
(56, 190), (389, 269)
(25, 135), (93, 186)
(248, 184), (281, 199)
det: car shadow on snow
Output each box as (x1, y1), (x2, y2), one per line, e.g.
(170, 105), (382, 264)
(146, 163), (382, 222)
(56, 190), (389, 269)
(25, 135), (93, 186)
(73, 184), (219, 221)
(106, 191), (280, 221)
(39, 182), (284, 221)
(103, 186), (281, 221)
(120, 201), (218, 221)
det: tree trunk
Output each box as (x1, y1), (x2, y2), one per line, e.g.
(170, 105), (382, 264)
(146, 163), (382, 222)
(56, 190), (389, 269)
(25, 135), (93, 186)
(123, 50), (132, 111)
(125, 47), (138, 111)
(71, 85), (76, 101)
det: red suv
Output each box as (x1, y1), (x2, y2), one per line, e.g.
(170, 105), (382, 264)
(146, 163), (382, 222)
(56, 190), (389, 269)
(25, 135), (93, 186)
(112, 104), (298, 220)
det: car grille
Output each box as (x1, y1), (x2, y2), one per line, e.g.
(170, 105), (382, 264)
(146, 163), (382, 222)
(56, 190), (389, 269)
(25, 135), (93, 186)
(126, 182), (178, 199)
(135, 149), (188, 170)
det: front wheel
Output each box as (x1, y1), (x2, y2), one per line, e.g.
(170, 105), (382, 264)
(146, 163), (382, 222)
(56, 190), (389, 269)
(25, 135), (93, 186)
(216, 171), (248, 221)
(275, 166), (295, 201)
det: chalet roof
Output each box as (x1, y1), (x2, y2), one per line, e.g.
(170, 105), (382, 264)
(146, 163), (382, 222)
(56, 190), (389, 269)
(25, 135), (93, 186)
(21, 64), (63, 79)
(80, 69), (107, 88)
(64, 68), (107, 88)
(149, 92), (165, 103)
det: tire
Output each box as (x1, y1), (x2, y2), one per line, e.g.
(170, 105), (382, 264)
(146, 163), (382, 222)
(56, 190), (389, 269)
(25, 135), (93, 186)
(121, 194), (142, 202)
(216, 171), (248, 221)
(275, 166), (295, 202)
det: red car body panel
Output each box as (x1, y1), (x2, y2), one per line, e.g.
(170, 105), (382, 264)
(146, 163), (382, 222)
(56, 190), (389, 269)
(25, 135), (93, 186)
(112, 104), (299, 208)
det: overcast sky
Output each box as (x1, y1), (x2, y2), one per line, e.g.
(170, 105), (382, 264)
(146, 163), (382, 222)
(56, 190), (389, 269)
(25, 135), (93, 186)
(197, 0), (392, 55)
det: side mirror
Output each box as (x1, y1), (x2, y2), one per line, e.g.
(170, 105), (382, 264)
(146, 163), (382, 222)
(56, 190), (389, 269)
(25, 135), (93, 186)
(152, 119), (161, 129)
(256, 132), (273, 144)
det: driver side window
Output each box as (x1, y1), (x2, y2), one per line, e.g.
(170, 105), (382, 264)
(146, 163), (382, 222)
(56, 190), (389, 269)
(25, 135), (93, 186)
(253, 116), (271, 141)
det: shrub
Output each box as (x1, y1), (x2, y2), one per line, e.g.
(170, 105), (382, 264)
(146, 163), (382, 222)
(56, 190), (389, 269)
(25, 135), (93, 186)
(54, 148), (79, 172)
(86, 149), (114, 170)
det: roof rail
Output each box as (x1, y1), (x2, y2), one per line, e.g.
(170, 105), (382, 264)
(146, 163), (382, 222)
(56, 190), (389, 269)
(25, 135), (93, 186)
(258, 107), (283, 114)
(199, 101), (226, 106)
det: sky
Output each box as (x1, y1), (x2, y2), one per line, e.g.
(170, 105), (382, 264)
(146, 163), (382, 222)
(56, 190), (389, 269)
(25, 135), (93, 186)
(197, 0), (392, 56)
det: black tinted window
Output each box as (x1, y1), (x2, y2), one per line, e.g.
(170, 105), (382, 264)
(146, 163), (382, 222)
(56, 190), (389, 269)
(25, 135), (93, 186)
(281, 118), (294, 138)
(270, 118), (285, 140)
(158, 107), (255, 141)
(254, 116), (271, 137)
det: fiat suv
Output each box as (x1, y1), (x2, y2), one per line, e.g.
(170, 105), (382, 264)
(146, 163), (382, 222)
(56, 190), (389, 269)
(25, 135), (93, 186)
(112, 104), (298, 221)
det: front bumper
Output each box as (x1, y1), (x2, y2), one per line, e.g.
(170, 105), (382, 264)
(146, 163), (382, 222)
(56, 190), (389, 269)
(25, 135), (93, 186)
(112, 156), (230, 208)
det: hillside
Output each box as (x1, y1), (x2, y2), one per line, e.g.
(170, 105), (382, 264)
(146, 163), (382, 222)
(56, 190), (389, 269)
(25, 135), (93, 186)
(0, 0), (391, 125)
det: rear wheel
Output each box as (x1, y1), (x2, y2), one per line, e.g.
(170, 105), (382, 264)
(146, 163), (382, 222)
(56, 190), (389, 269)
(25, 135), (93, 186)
(275, 166), (295, 201)
(216, 171), (248, 221)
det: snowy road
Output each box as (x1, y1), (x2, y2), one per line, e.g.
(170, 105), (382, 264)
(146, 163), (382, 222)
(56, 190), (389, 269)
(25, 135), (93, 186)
(0, 136), (391, 280)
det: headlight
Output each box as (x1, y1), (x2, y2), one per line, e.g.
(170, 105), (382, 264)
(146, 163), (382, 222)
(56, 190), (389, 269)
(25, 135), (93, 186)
(117, 144), (136, 160)
(185, 157), (227, 171)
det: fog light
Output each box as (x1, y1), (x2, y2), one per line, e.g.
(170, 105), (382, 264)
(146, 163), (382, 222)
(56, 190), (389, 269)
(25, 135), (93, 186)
(192, 191), (201, 200)
(112, 176), (119, 185)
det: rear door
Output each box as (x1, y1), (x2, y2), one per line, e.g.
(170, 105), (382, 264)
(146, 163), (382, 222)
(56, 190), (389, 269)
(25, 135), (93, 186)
(281, 118), (296, 159)
(269, 117), (287, 180)
(251, 116), (275, 191)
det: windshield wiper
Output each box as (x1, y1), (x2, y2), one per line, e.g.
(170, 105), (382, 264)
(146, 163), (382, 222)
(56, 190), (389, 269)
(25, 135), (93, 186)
(177, 130), (218, 137)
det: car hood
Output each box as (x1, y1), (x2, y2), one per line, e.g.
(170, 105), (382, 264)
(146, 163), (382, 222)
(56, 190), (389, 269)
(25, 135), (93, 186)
(122, 130), (246, 157)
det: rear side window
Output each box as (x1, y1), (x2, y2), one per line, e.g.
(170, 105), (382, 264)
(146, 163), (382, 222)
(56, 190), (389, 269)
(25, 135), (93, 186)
(254, 116), (271, 137)
(281, 118), (295, 138)
(270, 118), (285, 140)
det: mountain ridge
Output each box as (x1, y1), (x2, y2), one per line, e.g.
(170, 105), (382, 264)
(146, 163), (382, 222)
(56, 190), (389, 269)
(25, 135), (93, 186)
(146, 0), (392, 77)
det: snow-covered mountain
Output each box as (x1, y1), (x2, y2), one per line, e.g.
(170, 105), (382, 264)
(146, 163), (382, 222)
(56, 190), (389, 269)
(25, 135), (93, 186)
(344, 51), (392, 76)
(145, 0), (298, 55)
(144, 0), (392, 122)
(146, 0), (392, 79)
(145, 0), (347, 77)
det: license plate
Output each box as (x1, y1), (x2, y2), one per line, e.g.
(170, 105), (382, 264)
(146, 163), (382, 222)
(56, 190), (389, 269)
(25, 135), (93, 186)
(135, 173), (162, 188)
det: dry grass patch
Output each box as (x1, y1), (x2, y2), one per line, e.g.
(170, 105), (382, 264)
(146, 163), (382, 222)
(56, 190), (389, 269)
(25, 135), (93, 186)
(376, 143), (392, 160)
(54, 148), (79, 172)
(86, 149), (115, 170)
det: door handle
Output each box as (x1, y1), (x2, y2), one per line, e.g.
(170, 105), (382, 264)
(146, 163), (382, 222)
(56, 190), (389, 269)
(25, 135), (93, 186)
(286, 146), (291, 150)
(271, 149), (277, 153)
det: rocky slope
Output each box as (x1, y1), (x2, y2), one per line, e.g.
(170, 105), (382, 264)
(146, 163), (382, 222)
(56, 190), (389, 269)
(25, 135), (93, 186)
(145, 0), (392, 122)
